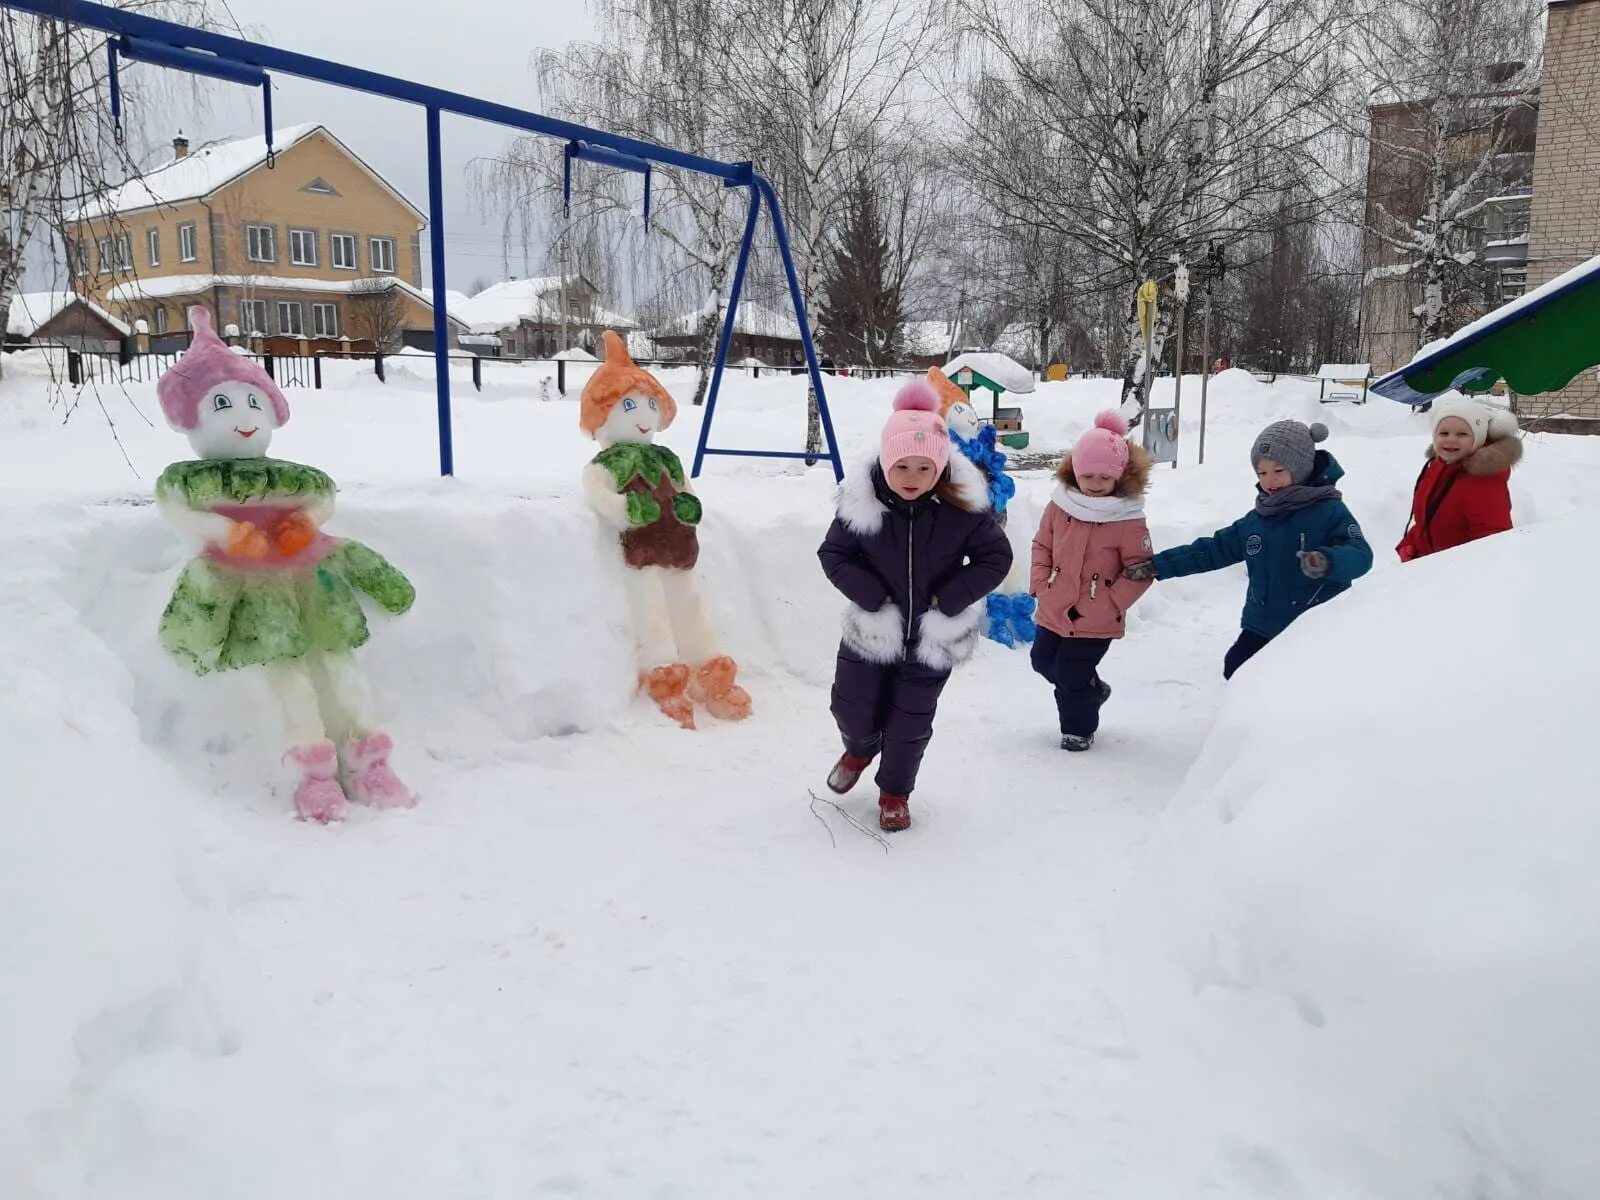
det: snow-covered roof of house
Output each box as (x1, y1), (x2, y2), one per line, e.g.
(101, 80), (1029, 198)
(69, 125), (426, 224)
(105, 274), (469, 328)
(5, 290), (130, 338)
(452, 276), (631, 334)
(655, 300), (802, 342)
(1317, 363), (1372, 379)
(942, 351), (1036, 394)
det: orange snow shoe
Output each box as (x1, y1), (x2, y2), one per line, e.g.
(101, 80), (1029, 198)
(688, 655), (752, 721)
(641, 663), (696, 730)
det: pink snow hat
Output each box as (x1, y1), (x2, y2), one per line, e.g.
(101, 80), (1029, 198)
(879, 379), (951, 475)
(157, 305), (290, 431)
(1072, 410), (1132, 479)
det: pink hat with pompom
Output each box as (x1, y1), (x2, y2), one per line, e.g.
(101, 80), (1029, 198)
(157, 305), (290, 431)
(879, 379), (951, 475)
(1073, 410), (1132, 479)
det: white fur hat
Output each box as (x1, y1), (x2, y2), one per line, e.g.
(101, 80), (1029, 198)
(1432, 398), (1519, 451)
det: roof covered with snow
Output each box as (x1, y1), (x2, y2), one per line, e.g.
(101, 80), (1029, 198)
(900, 319), (965, 358)
(6, 290), (130, 338)
(654, 300), (802, 343)
(69, 125), (425, 224)
(452, 276), (631, 335)
(942, 351), (1036, 394)
(104, 275), (468, 328)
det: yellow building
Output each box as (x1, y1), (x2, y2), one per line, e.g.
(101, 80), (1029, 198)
(65, 124), (464, 352)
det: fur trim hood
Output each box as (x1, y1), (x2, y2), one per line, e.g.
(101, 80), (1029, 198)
(1054, 443), (1153, 498)
(1425, 433), (1524, 477)
(836, 450), (990, 536)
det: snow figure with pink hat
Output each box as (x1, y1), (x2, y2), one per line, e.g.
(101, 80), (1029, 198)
(155, 305), (416, 823)
(926, 366), (1035, 648)
(580, 329), (752, 730)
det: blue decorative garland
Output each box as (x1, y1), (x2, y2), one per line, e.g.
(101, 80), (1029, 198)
(951, 425), (1016, 515)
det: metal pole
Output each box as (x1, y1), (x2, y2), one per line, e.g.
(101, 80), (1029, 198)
(1198, 285), (1212, 466)
(1172, 297), (1186, 469)
(426, 105), (454, 476)
(691, 184), (761, 478)
(1140, 315), (1156, 452)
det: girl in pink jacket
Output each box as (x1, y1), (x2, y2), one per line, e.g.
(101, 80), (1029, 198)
(1029, 411), (1155, 751)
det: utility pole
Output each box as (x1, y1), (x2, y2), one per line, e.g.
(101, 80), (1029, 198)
(1198, 242), (1224, 465)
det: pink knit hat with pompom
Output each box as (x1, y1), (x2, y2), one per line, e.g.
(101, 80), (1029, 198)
(157, 305), (290, 431)
(1073, 410), (1132, 479)
(879, 379), (951, 474)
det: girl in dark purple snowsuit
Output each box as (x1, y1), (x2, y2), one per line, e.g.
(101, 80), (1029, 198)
(817, 381), (1013, 831)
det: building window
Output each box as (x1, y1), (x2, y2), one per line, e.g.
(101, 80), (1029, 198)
(503, 333), (518, 356)
(1499, 269), (1528, 301)
(178, 222), (198, 263)
(277, 301), (305, 336)
(246, 224), (276, 264)
(98, 235), (132, 274)
(290, 228), (318, 267)
(241, 299), (268, 335)
(116, 234), (133, 271)
(147, 228), (160, 266)
(154, 307), (169, 334)
(369, 237), (396, 274)
(312, 302), (339, 338)
(331, 233), (357, 270)
(68, 238), (90, 276)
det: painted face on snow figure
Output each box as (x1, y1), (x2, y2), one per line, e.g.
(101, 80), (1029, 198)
(187, 380), (279, 459)
(946, 400), (981, 441)
(596, 388), (665, 448)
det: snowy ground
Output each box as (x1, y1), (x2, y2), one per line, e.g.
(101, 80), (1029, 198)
(4, 350), (1598, 1198)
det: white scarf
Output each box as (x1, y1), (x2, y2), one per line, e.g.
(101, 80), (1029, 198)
(1050, 483), (1145, 524)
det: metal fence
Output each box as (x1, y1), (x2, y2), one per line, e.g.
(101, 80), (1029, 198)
(61, 347), (922, 395)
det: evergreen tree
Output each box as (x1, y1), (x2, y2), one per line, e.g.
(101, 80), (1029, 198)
(818, 175), (903, 366)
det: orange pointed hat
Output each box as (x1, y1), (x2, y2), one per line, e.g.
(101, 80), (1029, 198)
(926, 366), (967, 419)
(579, 330), (678, 436)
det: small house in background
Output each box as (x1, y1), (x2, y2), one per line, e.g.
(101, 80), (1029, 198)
(451, 274), (635, 358)
(899, 319), (966, 369)
(5, 291), (129, 353)
(944, 351), (1036, 449)
(649, 301), (802, 364)
(1317, 362), (1372, 404)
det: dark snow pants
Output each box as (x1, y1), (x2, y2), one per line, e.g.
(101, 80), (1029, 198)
(1030, 629), (1112, 737)
(1223, 629), (1273, 680)
(830, 644), (951, 797)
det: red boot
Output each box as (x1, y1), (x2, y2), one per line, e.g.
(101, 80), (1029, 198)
(827, 752), (872, 795)
(878, 792), (911, 832)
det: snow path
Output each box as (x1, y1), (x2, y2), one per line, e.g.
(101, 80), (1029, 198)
(181, 488), (1228, 1197)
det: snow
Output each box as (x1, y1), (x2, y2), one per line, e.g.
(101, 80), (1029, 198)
(4, 354), (1599, 1196)
(104, 275), (466, 329)
(1315, 362), (1371, 379)
(655, 299), (801, 342)
(452, 276), (635, 336)
(942, 350), (1037, 393)
(5, 291), (130, 338)
(553, 346), (597, 361)
(69, 125), (325, 221)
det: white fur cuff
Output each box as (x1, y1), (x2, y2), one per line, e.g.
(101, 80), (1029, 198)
(914, 605), (982, 672)
(842, 603), (906, 664)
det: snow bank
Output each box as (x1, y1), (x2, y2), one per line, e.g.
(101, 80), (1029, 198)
(0, 515), (340, 1200)
(1116, 512), (1600, 1196)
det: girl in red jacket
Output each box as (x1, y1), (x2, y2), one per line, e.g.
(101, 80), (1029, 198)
(1397, 399), (1522, 562)
(1029, 411), (1155, 751)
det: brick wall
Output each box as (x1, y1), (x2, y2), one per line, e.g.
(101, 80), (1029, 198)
(1525, 0), (1600, 421)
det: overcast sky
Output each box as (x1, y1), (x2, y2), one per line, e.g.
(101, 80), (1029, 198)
(165, 0), (595, 289)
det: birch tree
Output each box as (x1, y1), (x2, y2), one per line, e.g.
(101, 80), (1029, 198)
(953, 0), (1347, 417)
(0, 1), (221, 381)
(1347, 0), (1541, 352)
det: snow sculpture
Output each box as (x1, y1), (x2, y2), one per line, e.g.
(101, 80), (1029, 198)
(928, 366), (1036, 648)
(155, 305), (416, 823)
(580, 330), (752, 729)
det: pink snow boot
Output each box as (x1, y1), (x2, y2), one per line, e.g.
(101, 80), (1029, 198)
(878, 792), (911, 832)
(827, 752), (873, 795)
(286, 740), (347, 824)
(341, 732), (415, 809)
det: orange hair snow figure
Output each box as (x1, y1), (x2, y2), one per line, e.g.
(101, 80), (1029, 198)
(580, 330), (752, 729)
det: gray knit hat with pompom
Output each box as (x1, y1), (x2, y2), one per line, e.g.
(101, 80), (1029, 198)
(1252, 419), (1328, 485)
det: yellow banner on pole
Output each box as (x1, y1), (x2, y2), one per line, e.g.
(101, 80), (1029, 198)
(1137, 280), (1159, 342)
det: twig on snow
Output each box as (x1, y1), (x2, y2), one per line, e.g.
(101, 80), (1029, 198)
(807, 789), (890, 854)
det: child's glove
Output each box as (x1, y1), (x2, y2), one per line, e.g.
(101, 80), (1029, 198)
(1122, 560), (1157, 583)
(1298, 550), (1330, 579)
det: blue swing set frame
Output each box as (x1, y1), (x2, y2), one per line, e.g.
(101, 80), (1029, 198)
(7, 0), (844, 481)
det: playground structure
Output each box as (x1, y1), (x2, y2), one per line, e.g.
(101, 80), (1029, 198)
(7, 0), (843, 481)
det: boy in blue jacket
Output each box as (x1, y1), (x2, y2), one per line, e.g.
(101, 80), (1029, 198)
(1124, 419), (1372, 679)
